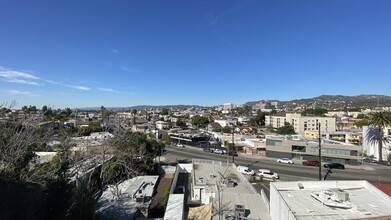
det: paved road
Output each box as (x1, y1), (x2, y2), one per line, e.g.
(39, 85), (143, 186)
(164, 145), (391, 184)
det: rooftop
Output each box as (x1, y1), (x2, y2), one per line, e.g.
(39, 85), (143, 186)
(270, 181), (391, 220)
(97, 175), (159, 219)
(192, 160), (271, 220)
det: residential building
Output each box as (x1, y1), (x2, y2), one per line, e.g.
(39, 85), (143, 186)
(116, 112), (134, 119)
(265, 113), (336, 135)
(155, 121), (169, 130)
(214, 119), (237, 128)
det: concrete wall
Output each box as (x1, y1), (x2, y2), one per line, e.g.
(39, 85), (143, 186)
(269, 183), (296, 220)
(169, 166), (179, 194)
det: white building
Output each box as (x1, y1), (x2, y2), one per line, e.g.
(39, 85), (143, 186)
(362, 126), (391, 161)
(223, 103), (235, 111)
(265, 113), (336, 135)
(155, 120), (169, 130)
(214, 119), (237, 128)
(270, 180), (391, 220)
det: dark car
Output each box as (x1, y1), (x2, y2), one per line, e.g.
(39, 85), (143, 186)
(323, 163), (345, 169)
(228, 151), (238, 156)
(302, 160), (319, 166)
(376, 161), (391, 166)
(363, 158), (376, 163)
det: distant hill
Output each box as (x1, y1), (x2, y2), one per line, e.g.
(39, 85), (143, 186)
(78, 105), (204, 111)
(245, 94), (391, 109)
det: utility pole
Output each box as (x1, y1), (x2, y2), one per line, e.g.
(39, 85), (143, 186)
(232, 127), (235, 164)
(318, 123), (322, 181)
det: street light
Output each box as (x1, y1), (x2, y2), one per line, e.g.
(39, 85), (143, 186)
(232, 126), (235, 163)
(318, 123), (322, 181)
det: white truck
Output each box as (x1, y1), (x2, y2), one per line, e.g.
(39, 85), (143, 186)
(236, 165), (255, 176)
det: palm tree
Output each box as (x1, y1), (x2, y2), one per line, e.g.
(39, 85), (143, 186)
(368, 112), (391, 161)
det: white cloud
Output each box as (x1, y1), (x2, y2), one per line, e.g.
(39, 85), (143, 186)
(6, 79), (39, 85)
(98, 87), (121, 93)
(7, 89), (39, 97)
(45, 80), (60, 84)
(65, 85), (91, 91)
(0, 66), (40, 85)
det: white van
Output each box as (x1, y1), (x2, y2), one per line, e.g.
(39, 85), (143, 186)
(236, 166), (255, 176)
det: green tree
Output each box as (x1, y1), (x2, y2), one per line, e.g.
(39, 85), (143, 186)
(89, 122), (102, 133)
(161, 108), (169, 115)
(0, 120), (76, 220)
(21, 105), (28, 113)
(301, 108), (328, 117)
(191, 115), (209, 127)
(175, 118), (186, 127)
(221, 126), (232, 133)
(101, 106), (107, 123)
(162, 133), (170, 143)
(248, 110), (266, 126)
(368, 112), (391, 161)
(64, 107), (72, 117)
(357, 114), (368, 119)
(355, 119), (370, 128)
(41, 105), (48, 113)
(78, 126), (92, 136)
(276, 122), (296, 135)
(108, 131), (160, 180)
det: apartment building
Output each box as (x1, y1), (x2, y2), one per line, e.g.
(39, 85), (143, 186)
(265, 113), (336, 135)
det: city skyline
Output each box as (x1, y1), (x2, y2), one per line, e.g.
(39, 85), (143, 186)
(1, 1), (391, 108)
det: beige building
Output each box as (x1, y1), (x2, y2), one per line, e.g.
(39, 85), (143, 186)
(265, 136), (362, 164)
(155, 121), (169, 130)
(265, 113), (336, 135)
(304, 131), (362, 145)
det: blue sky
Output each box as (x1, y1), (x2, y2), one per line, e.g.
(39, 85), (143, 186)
(1, 0), (391, 109)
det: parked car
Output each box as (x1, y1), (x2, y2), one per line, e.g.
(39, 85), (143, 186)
(376, 161), (391, 166)
(323, 163), (345, 169)
(258, 169), (279, 179)
(363, 157), (376, 163)
(214, 149), (224, 154)
(177, 144), (184, 148)
(302, 160), (319, 166)
(236, 165), (255, 175)
(277, 158), (294, 164)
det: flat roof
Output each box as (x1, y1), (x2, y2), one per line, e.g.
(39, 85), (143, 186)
(193, 163), (254, 195)
(97, 176), (159, 219)
(271, 181), (391, 220)
(164, 194), (184, 220)
(193, 161), (271, 220)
